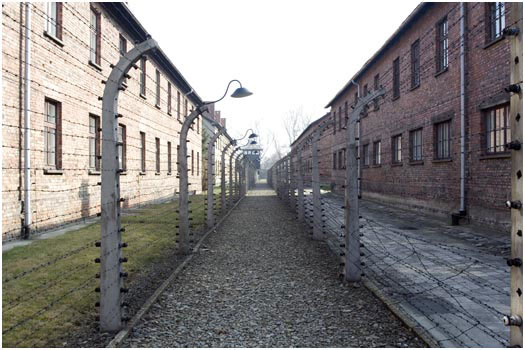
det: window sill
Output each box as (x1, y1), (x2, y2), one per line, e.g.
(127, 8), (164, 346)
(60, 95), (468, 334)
(139, 93), (147, 100)
(168, 111), (172, 116)
(88, 60), (102, 72)
(409, 83), (420, 91)
(432, 158), (452, 163)
(119, 171), (127, 176)
(155, 172), (161, 175)
(483, 36), (505, 50)
(409, 160), (424, 166)
(371, 164), (381, 168)
(43, 31), (64, 47)
(167, 172), (172, 175)
(391, 162), (403, 167)
(391, 95), (400, 102)
(88, 169), (101, 175)
(434, 67), (448, 78)
(362, 165), (370, 169)
(139, 171), (147, 175)
(479, 153), (511, 160)
(155, 104), (161, 110)
(43, 169), (63, 175)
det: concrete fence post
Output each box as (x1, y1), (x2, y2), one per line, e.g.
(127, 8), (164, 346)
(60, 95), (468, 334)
(311, 126), (323, 240)
(221, 143), (232, 214)
(206, 127), (224, 228)
(229, 148), (239, 208)
(100, 38), (158, 332)
(297, 144), (305, 222)
(508, 3), (523, 346)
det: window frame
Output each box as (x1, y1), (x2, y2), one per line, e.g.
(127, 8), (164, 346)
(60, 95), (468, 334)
(46, 2), (63, 40)
(118, 124), (126, 171)
(392, 134), (402, 164)
(362, 143), (370, 167)
(89, 5), (101, 66)
(436, 17), (449, 73)
(409, 128), (423, 162)
(155, 69), (161, 108)
(155, 137), (160, 173)
(167, 82), (172, 115)
(44, 98), (62, 170)
(393, 57), (400, 100)
(435, 120), (451, 160)
(140, 57), (147, 97)
(88, 114), (101, 171)
(484, 104), (510, 155)
(373, 141), (381, 165)
(487, 2), (506, 43)
(140, 132), (146, 173)
(411, 39), (420, 89)
(167, 141), (172, 174)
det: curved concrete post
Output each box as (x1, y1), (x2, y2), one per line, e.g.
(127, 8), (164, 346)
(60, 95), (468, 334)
(206, 127), (224, 228)
(100, 38), (159, 331)
(311, 125), (323, 240)
(229, 148), (240, 207)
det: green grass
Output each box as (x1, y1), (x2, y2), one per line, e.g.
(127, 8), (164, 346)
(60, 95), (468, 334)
(2, 193), (209, 347)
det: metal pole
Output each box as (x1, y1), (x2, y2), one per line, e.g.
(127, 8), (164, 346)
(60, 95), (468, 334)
(206, 127), (224, 228)
(311, 127), (323, 240)
(507, 3), (523, 346)
(459, 2), (466, 214)
(100, 38), (158, 331)
(23, 2), (31, 239)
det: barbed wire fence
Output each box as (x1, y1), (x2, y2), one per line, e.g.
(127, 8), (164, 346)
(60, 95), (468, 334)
(2, 4), (254, 346)
(268, 5), (522, 347)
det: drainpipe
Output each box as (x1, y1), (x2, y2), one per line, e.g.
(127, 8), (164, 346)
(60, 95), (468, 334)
(350, 80), (361, 197)
(459, 3), (466, 215)
(23, 2), (32, 238)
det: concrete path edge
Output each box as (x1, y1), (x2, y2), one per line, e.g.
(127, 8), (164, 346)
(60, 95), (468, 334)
(363, 278), (440, 348)
(106, 196), (246, 348)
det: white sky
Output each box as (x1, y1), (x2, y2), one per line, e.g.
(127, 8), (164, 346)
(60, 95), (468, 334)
(127, 0), (420, 161)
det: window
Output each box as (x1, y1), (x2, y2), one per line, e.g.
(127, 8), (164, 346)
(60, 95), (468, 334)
(362, 84), (369, 115)
(155, 137), (160, 173)
(373, 74), (380, 110)
(339, 148), (346, 169)
(435, 120), (451, 159)
(354, 92), (358, 107)
(410, 128), (423, 161)
(362, 144), (369, 166)
(338, 150), (343, 169)
(140, 57), (146, 96)
(333, 112), (336, 135)
(436, 17), (449, 72)
(338, 106), (342, 130)
(89, 6), (101, 65)
(177, 91), (181, 120)
(197, 151), (200, 175)
(167, 82), (172, 115)
(373, 141), (381, 165)
(167, 141), (172, 174)
(411, 39), (420, 88)
(191, 149), (194, 175)
(119, 35), (127, 85)
(118, 124), (126, 171)
(363, 84), (368, 97)
(393, 57), (400, 99)
(344, 101), (348, 126)
(46, 2), (62, 40)
(89, 115), (100, 170)
(155, 70), (161, 107)
(184, 98), (188, 117)
(333, 152), (337, 169)
(488, 3), (505, 42)
(197, 117), (200, 134)
(44, 99), (61, 169)
(392, 134), (402, 164)
(485, 104), (510, 154)
(140, 132), (146, 172)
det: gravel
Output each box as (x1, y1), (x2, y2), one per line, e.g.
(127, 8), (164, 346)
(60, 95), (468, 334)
(122, 184), (426, 347)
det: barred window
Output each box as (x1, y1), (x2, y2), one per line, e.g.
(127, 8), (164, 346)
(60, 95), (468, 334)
(488, 2), (505, 42)
(485, 104), (510, 154)
(362, 144), (369, 166)
(373, 74), (380, 110)
(392, 134), (402, 164)
(393, 57), (400, 99)
(436, 17), (449, 72)
(177, 91), (181, 120)
(167, 82), (172, 115)
(89, 115), (100, 170)
(140, 57), (147, 96)
(167, 141), (172, 174)
(435, 120), (451, 159)
(155, 137), (160, 173)
(119, 34), (127, 85)
(410, 128), (423, 161)
(411, 39), (420, 88)
(333, 152), (337, 169)
(155, 70), (161, 107)
(140, 132), (146, 172)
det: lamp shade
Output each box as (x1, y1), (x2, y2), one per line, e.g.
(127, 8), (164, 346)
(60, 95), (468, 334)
(231, 87), (253, 98)
(248, 133), (258, 138)
(250, 140), (257, 145)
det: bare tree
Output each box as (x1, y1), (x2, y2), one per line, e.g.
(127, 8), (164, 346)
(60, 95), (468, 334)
(283, 106), (312, 146)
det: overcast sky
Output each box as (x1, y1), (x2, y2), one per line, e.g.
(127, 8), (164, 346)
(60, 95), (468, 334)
(127, 0), (420, 162)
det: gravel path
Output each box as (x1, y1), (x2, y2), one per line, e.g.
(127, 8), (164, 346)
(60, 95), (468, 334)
(123, 184), (425, 347)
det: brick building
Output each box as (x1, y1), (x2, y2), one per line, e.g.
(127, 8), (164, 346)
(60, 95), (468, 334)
(293, 2), (513, 229)
(2, 3), (218, 240)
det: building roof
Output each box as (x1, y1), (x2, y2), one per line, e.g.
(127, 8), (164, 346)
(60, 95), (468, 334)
(100, 3), (203, 107)
(290, 112), (331, 148)
(325, 2), (431, 108)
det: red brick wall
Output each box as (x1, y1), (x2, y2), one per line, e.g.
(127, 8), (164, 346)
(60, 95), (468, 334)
(2, 3), (204, 240)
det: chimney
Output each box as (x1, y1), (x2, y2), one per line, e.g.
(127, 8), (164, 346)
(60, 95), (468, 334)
(220, 118), (226, 128)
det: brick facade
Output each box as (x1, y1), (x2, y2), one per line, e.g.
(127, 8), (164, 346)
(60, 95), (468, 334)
(2, 3), (209, 240)
(292, 3), (513, 230)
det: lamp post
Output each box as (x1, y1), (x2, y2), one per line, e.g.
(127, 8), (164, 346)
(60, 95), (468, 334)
(178, 80), (252, 254)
